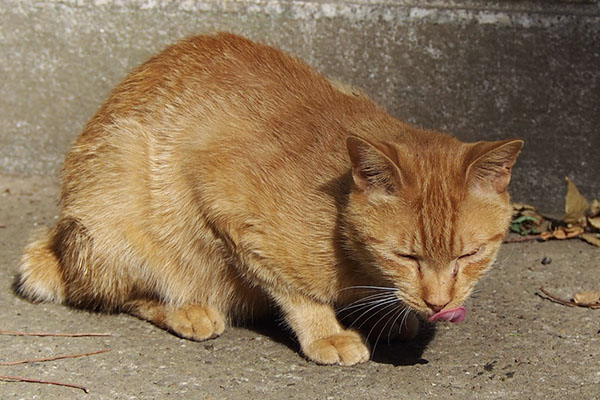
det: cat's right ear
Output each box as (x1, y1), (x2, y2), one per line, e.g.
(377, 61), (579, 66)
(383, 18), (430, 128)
(346, 136), (403, 194)
(465, 139), (524, 194)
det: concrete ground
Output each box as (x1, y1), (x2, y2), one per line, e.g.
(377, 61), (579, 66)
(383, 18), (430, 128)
(1, 1), (599, 398)
(1, 174), (599, 399)
(2, 0), (600, 215)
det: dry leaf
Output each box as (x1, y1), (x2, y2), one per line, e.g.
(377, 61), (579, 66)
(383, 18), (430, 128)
(539, 220), (553, 233)
(512, 202), (537, 212)
(553, 228), (567, 240)
(590, 199), (600, 217)
(539, 226), (584, 241)
(509, 203), (548, 235)
(567, 226), (584, 238)
(511, 202), (537, 218)
(539, 287), (600, 309)
(573, 291), (600, 306)
(510, 181), (598, 244)
(540, 232), (554, 240)
(588, 216), (600, 230)
(580, 233), (600, 247)
(564, 177), (589, 225)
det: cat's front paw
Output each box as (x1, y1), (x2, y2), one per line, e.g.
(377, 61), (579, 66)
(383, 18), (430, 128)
(303, 330), (370, 366)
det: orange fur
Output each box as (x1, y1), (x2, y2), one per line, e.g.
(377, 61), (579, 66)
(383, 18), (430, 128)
(17, 33), (523, 365)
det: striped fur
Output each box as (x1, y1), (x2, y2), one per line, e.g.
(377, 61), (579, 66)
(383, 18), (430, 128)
(16, 33), (522, 365)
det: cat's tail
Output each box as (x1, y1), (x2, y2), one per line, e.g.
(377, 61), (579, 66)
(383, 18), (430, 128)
(15, 227), (66, 304)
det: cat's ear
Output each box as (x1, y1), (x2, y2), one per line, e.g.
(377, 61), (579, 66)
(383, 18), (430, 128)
(346, 136), (403, 194)
(465, 139), (524, 193)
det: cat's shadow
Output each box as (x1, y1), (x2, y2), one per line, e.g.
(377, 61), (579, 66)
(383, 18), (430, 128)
(246, 317), (435, 367)
(367, 323), (435, 366)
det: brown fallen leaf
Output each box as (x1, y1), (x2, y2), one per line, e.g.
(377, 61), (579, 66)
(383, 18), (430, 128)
(566, 225), (584, 238)
(510, 178), (599, 246)
(541, 226), (584, 241)
(540, 231), (554, 240)
(590, 199), (600, 218)
(580, 233), (600, 247)
(553, 228), (567, 240)
(512, 202), (537, 211)
(573, 291), (600, 306)
(564, 177), (589, 225)
(511, 202), (537, 215)
(588, 216), (600, 230)
(509, 202), (549, 235)
(538, 287), (600, 309)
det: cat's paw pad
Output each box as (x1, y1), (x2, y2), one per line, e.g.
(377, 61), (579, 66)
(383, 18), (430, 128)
(166, 305), (225, 341)
(303, 330), (370, 366)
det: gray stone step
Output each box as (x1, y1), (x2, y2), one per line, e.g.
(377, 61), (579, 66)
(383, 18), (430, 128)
(2, 0), (599, 214)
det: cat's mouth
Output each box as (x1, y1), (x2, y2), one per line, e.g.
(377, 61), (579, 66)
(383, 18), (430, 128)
(428, 306), (466, 323)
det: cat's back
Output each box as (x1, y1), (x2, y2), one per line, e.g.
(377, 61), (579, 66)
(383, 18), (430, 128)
(82, 33), (349, 134)
(68, 33), (378, 169)
(73, 34), (387, 183)
(61, 33), (385, 226)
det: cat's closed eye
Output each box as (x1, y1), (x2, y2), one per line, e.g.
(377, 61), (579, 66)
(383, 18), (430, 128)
(392, 251), (421, 270)
(458, 246), (484, 261)
(392, 251), (419, 261)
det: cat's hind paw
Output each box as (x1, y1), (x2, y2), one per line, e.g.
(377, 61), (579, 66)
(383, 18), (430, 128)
(166, 304), (226, 341)
(128, 301), (226, 341)
(303, 330), (370, 366)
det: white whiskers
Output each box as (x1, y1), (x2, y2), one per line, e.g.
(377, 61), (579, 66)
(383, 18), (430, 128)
(336, 285), (412, 359)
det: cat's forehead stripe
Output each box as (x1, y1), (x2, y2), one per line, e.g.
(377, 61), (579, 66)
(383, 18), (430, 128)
(414, 165), (461, 259)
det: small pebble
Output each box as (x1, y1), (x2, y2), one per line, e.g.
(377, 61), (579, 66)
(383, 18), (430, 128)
(541, 256), (552, 265)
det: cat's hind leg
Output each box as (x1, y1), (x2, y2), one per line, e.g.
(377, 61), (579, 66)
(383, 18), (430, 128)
(125, 300), (226, 341)
(17, 215), (240, 342)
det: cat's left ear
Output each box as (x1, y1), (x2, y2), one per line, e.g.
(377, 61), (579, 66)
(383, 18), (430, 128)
(465, 139), (524, 193)
(346, 136), (405, 194)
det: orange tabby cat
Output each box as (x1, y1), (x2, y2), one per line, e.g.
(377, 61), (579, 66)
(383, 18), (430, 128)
(17, 33), (523, 365)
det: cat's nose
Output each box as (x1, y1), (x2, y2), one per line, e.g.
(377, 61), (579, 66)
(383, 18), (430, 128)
(425, 300), (449, 313)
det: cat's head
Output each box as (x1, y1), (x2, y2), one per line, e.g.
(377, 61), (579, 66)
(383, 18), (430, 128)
(343, 132), (523, 318)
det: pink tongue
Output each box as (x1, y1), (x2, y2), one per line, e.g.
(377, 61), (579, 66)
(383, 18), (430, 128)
(428, 306), (466, 323)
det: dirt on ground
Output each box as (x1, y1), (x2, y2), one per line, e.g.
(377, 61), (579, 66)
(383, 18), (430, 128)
(1, 175), (598, 400)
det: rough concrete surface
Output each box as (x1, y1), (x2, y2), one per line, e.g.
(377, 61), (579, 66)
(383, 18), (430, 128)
(1, 0), (599, 214)
(1, 0), (600, 398)
(1, 175), (599, 399)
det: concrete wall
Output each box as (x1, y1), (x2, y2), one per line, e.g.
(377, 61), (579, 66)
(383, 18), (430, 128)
(1, 0), (599, 214)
